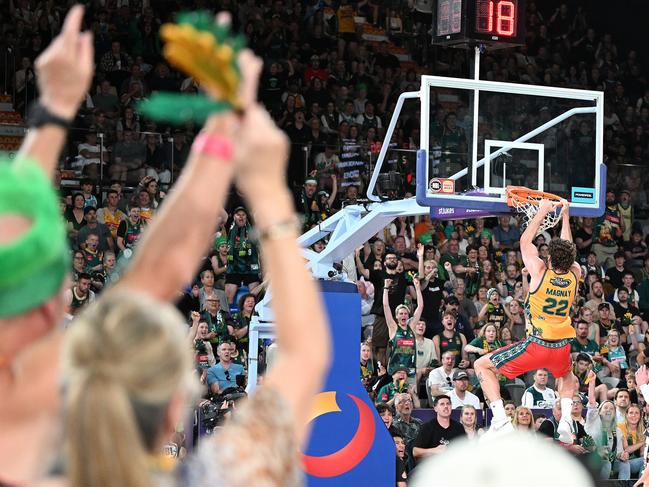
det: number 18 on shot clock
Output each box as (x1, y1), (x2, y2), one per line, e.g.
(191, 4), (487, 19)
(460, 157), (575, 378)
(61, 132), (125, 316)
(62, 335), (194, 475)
(433, 0), (526, 48)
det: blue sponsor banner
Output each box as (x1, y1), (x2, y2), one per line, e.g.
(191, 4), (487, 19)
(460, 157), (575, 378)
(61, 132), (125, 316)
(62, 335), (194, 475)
(303, 281), (395, 486)
(571, 187), (596, 203)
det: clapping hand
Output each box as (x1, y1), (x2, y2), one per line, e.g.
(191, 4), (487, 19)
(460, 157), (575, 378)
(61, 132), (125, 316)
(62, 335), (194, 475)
(636, 365), (649, 387)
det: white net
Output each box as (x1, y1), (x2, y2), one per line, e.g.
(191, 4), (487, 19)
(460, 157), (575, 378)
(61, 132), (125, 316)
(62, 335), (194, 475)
(509, 193), (562, 233)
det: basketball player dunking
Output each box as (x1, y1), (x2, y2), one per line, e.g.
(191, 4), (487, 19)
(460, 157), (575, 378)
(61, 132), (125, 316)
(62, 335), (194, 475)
(475, 199), (580, 442)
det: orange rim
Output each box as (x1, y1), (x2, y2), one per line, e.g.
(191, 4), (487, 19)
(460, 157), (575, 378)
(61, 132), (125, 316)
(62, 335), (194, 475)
(505, 185), (562, 208)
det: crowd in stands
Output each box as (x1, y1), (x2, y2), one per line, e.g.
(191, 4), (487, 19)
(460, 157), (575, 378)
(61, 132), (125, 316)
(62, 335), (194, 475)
(5, 0), (649, 484)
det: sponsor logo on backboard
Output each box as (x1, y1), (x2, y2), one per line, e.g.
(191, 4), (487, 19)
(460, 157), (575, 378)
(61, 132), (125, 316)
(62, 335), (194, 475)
(429, 178), (455, 193)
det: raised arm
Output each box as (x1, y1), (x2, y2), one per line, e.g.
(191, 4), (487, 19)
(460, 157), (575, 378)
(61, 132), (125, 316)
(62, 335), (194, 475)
(116, 51), (261, 301)
(355, 247), (370, 279)
(383, 278), (398, 338)
(410, 278), (424, 330)
(520, 199), (554, 277)
(417, 243), (425, 278)
(18, 6), (93, 176)
(559, 199), (573, 242)
(232, 105), (331, 449)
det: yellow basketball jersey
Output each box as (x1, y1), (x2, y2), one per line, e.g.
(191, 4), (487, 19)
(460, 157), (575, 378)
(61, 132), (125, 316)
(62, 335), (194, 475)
(525, 269), (578, 340)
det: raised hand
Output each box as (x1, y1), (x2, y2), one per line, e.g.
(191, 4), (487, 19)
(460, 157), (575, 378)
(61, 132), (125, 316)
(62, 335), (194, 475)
(636, 365), (649, 387)
(35, 5), (94, 120)
(444, 261), (452, 272)
(384, 278), (393, 288)
(537, 199), (554, 216)
(417, 243), (425, 258)
(191, 310), (201, 323)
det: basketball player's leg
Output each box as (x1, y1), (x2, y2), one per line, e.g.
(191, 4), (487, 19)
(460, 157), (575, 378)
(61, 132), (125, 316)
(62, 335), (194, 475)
(555, 368), (579, 444)
(474, 352), (513, 435)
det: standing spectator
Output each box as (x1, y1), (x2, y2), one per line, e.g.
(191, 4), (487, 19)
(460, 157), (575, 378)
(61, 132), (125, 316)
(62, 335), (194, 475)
(522, 369), (558, 408)
(606, 252), (628, 289)
(448, 370), (480, 409)
(417, 247), (445, 337)
(593, 191), (623, 268)
(383, 277), (423, 379)
(356, 249), (407, 365)
(188, 312), (216, 372)
(412, 395), (466, 461)
(493, 216), (521, 251)
(294, 177), (319, 231)
(225, 207), (260, 304)
(433, 312), (469, 369)
(414, 319), (438, 386)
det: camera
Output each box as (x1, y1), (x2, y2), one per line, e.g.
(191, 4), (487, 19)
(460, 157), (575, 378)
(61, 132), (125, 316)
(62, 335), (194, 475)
(200, 386), (248, 434)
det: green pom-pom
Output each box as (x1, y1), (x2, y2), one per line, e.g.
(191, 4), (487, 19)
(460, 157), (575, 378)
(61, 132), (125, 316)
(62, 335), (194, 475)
(139, 93), (232, 124)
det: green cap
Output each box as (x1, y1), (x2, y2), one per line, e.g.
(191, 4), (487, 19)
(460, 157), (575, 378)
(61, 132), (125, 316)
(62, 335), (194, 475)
(0, 158), (70, 317)
(481, 229), (492, 238)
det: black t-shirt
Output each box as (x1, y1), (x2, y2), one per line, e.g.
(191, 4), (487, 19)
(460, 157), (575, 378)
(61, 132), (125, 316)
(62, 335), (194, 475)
(598, 319), (625, 341)
(575, 227), (593, 257)
(421, 278), (445, 323)
(613, 302), (640, 320)
(369, 268), (407, 316)
(413, 418), (466, 451)
(606, 267), (626, 289)
(624, 240), (647, 258)
(396, 456), (408, 484)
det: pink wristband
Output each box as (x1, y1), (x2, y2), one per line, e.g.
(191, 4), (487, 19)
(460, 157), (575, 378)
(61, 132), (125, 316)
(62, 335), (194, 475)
(192, 133), (234, 161)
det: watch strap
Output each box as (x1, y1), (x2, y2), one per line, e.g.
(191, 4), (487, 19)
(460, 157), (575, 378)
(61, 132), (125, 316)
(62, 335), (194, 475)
(26, 101), (73, 130)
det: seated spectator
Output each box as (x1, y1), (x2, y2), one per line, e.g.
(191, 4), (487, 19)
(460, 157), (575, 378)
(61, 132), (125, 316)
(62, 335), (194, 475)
(512, 406), (534, 431)
(600, 330), (636, 383)
(63, 272), (95, 317)
(377, 403), (394, 430)
(65, 192), (87, 241)
(201, 295), (236, 352)
(613, 272), (640, 306)
(77, 206), (113, 252)
(464, 323), (504, 366)
(573, 353), (610, 403)
(459, 404), (483, 439)
(522, 369), (558, 408)
(412, 395), (466, 461)
(393, 430), (408, 487)
(116, 106), (141, 136)
(188, 311), (216, 372)
(198, 269), (228, 313)
(76, 128), (108, 181)
(427, 351), (457, 398)
(597, 302), (623, 342)
(614, 404), (645, 480)
(111, 129), (146, 183)
(96, 189), (126, 240)
(538, 400), (590, 454)
(80, 231), (103, 274)
(585, 280), (616, 322)
(433, 312), (469, 369)
(448, 370), (480, 409)
(206, 341), (246, 395)
(570, 320), (601, 361)
(99, 40), (133, 86)
(116, 206), (142, 257)
(133, 189), (154, 225)
(376, 367), (412, 407)
(92, 80), (120, 118)
(392, 393), (423, 447)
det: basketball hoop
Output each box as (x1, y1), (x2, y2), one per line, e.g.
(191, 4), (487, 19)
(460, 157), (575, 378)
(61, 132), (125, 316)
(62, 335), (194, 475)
(505, 186), (564, 232)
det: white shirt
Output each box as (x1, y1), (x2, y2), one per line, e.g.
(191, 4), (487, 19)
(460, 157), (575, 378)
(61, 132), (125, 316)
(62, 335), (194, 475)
(416, 337), (438, 370)
(521, 385), (558, 408)
(427, 366), (456, 392)
(449, 389), (481, 409)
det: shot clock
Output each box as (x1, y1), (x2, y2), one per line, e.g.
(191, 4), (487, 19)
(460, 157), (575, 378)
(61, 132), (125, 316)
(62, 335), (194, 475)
(434, 0), (526, 48)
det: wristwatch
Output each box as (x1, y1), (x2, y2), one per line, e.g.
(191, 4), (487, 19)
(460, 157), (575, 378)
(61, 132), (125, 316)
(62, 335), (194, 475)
(26, 101), (73, 130)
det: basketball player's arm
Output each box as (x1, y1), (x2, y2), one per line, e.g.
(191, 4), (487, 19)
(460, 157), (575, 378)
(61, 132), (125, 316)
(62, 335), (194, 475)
(383, 280), (398, 338)
(520, 200), (553, 277)
(18, 7), (93, 177)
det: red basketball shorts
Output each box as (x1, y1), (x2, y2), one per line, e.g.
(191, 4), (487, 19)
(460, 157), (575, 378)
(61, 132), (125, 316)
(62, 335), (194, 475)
(489, 335), (572, 379)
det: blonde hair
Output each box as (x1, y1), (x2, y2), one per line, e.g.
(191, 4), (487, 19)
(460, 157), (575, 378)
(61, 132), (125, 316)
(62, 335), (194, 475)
(512, 406), (534, 430)
(63, 290), (197, 487)
(395, 304), (410, 316)
(620, 404), (646, 441)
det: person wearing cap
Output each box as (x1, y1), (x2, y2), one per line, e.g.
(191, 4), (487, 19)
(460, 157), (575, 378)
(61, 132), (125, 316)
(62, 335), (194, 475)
(209, 235), (229, 291)
(376, 366), (413, 407)
(225, 206), (260, 305)
(449, 370), (480, 409)
(77, 205), (114, 252)
(412, 395), (466, 461)
(592, 190), (623, 268)
(80, 178), (98, 208)
(477, 288), (507, 330)
(475, 198), (581, 441)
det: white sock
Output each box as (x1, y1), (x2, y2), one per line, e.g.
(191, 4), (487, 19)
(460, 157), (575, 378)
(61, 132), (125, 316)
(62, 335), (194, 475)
(490, 399), (506, 421)
(560, 398), (573, 423)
